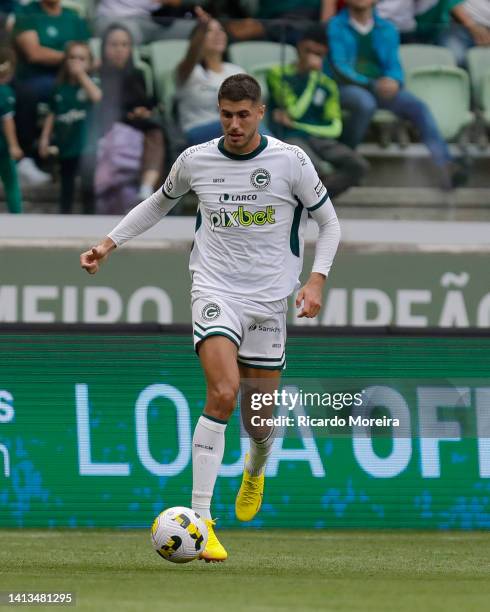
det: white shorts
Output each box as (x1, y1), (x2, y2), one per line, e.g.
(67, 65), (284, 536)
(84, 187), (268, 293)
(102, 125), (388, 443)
(191, 292), (287, 370)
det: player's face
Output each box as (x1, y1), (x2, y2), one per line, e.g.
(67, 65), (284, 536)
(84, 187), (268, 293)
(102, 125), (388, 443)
(104, 29), (132, 69)
(219, 99), (265, 151)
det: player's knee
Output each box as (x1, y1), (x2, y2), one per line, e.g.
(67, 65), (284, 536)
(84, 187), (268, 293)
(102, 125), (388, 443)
(207, 381), (239, 419)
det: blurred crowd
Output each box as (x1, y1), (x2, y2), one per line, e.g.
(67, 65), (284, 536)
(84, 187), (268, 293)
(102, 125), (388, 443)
(0, 0), (489, 214)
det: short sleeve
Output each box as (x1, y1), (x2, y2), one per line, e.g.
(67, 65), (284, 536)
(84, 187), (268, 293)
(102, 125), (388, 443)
(13, 13), (35, 36)
(162, 150), (191, 201)
(292, 147), (330, 211)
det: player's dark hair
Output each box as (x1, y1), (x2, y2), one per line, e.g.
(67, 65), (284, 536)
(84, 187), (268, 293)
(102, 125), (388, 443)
(300, 24), (328, 47)
(218, 74), (262, 104)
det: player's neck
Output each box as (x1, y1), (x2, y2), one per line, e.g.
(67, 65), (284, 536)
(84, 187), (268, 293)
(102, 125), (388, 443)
(223, 132), (262, 156)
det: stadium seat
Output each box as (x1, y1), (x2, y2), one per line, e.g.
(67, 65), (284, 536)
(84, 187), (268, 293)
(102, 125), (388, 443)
(228, 41), (297, 74)
(466, 47), (490, 107)
(482, 73), (490, 126)
(406, 66), (473, 140)
(399, 44), (456, 76)
(89, 38), (155, 98)
(148, 39), (189, 116)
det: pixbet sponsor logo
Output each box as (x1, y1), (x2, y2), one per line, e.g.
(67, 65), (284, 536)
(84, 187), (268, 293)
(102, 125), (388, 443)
(210, 206), (275, 230)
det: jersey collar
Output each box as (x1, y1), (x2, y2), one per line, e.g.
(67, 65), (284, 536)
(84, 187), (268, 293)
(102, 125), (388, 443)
(217, 134), (268, 161)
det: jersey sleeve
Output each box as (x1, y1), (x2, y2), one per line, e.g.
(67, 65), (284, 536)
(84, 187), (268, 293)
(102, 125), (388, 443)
(108, 152), (191, 247)
(292, 146), (330, 211)
(161, 150), (191, 201)
(291, 146), (341, 277)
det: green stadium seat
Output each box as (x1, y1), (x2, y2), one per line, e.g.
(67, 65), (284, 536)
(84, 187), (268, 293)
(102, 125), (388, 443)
(481, 73), (490, 126)
(228, 41), (297, 74)
(399, 44), (456, 75)
(364, 46), (456, 147)
(148, 39), (189, 116)
(466, 47), (490, 107)
(406, 66), (473, 140)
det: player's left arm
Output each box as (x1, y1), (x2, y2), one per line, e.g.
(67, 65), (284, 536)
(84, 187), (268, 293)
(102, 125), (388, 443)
(293, 152), (341, 318)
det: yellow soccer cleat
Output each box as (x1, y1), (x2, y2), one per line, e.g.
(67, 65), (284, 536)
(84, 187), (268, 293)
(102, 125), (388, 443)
(199, 518), (228, 563)
(235, 453), (264, 522)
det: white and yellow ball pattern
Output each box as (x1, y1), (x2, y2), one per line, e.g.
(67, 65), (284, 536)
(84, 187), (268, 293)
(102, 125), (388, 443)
(151, 507), (208, 563)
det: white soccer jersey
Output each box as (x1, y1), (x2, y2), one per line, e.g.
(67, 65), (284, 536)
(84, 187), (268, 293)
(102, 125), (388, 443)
(108, 134), (340, 302)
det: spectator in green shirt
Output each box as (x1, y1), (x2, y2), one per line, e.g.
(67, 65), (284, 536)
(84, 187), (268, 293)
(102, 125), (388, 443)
(0, 46), (23, 213)
(38, 41), (101, 214)
(13, 0), (90, 185)
(267, 24), (368, 197)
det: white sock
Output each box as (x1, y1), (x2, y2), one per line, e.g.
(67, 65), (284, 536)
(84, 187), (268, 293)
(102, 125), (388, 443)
(245, 427), (275, 476)
(191, 414), (227, 520)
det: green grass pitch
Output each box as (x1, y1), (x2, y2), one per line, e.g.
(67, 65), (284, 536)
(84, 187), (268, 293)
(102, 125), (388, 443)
(1, 530), (490, 611)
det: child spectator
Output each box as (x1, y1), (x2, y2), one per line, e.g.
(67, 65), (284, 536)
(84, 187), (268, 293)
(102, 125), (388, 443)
(38, 41), (101, 214)
(327, 0), (468, 189)
(13, 0), (90, 185)
(95, 24), (165, 212)
(267, 25), (368, 197)
(0, 46), (22, 213)
(176, 7), (244, 145)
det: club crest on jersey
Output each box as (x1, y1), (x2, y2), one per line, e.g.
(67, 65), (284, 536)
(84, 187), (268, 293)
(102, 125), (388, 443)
(201, 303), (221, 321)
(250, 168), (271, 190)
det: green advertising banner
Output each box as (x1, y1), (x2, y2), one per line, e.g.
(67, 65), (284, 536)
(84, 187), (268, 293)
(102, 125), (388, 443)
(1, 328), (489, 530)
(1, 246), (489, 328)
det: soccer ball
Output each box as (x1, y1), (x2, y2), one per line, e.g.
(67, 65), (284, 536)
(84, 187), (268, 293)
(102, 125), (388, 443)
(150, 506), (208, 563)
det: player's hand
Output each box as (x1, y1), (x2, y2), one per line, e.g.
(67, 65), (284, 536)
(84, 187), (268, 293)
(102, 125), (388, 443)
(80, 238), (116, 275)
(375, 77), (399, 99)
(296, 273), (326, 318)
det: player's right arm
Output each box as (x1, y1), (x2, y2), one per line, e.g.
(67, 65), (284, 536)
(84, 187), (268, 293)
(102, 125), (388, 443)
(80, 153), (191, 275)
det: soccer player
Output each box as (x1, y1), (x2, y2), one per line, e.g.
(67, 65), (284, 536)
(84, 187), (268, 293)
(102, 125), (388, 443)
(80, 74), (341, 562)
